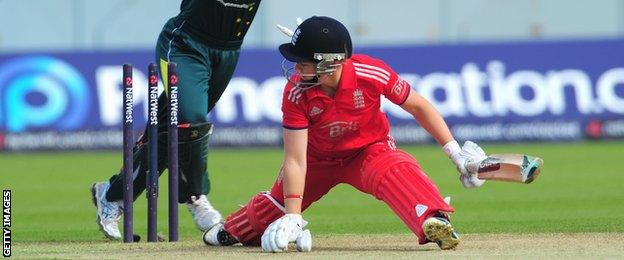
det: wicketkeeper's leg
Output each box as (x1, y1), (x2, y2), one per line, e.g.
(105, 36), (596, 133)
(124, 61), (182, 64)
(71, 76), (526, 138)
(177, 122), (213, 202)
(105, 116), (214, 203)
(105, 98), (170, 202)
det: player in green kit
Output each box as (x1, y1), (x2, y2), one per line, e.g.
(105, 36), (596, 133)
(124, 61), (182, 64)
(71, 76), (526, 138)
(90, 0), (262, 240)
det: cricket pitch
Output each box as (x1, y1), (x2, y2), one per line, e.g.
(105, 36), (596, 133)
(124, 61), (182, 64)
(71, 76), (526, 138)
(14, 233), (623, 259)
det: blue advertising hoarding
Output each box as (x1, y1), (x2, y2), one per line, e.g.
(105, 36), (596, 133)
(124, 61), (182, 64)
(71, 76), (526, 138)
(1, 39), (623, 151)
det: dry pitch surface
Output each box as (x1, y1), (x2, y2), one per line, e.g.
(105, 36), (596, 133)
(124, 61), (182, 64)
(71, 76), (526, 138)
(14, 233), (623, 259)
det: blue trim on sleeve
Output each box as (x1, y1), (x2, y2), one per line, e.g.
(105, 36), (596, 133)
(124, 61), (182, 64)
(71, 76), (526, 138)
(397, 87), (411, 105)
(283, 125), (308, 130)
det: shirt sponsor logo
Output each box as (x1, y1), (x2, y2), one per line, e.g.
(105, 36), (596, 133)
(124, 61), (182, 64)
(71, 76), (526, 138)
(392, 78), (406, 96)
(215, 0), (255, 9)
(321, 121), (359, 138)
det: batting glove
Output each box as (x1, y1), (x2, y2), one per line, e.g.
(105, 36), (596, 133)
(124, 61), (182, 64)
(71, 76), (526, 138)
(444, 140), (487, 188)
(261, 213), (312, 253)
(459, 141), (488, 188)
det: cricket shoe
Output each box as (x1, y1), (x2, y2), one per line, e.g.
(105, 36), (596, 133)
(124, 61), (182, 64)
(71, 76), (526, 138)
(187, 195), (222, 231)
(202, 222), (239, 246)
(422, 216), (460, 250)
(91, 182), (123, 240)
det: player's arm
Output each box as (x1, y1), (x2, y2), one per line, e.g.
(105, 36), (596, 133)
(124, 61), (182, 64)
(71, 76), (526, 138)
(399, 90), (486, 188)
(261, 128), (312, 253)
(378, 62), (453, 146)
(379, 65), (481, 185)
(261, 81), (312, 253)
(399, 90), (453, 146)
(281, 128), (308, 214)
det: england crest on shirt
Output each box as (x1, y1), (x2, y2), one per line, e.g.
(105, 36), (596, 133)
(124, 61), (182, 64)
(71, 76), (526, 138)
(353, 89), (364, 109)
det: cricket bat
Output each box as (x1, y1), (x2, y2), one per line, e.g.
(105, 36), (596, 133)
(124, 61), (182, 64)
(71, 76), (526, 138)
(466, 154), (544, 184)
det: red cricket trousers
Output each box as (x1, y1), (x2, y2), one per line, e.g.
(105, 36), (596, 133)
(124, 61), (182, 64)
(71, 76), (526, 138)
(225, 139), (454, 245)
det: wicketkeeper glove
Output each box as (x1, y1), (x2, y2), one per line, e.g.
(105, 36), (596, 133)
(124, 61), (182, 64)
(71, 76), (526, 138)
(443, 140), (487, 188)
(261, 213), (312, 253)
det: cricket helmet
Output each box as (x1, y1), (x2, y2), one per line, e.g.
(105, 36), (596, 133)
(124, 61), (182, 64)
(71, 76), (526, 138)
(279, 16), (352, 63)
(279, 16), (352, 88)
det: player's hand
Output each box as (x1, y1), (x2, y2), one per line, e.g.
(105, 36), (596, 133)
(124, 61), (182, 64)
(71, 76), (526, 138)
(458, 141), (488, 188)
(446, 140), (487, 188)
(446, 141), (468, 176)
(296, 229), (312, 252)
(261, 213), (312, 253)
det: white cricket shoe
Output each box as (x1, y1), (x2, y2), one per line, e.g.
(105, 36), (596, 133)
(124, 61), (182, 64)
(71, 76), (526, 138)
(422, 217), (460, 250)
(186, 195), (222, 231)
(91, 182), (122, 240)
(203, 222), (223, 246)
(202, 222), (238, 246)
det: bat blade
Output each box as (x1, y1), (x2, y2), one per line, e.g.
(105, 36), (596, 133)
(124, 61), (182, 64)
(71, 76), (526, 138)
(472, 154), (543, 184)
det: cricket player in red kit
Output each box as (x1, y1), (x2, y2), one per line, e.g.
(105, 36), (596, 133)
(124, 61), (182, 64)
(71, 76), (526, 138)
(203, 16), (488, 252)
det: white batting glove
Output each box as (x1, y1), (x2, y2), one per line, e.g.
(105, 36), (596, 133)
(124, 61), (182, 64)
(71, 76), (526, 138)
(444, 140), (468, 175)
(459, 141), (488, 188)
(261, 214), (312, 253)
(443, 140), (487, 188)
(296, 229), (312, 252)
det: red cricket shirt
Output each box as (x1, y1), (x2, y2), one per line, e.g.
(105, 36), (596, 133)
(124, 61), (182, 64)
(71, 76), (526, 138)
(281, 54), (411, 159)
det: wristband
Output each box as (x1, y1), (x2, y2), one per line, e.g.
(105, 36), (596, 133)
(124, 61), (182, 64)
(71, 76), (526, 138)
(442, 140), (461, 157)
(284, 194), (303, 200)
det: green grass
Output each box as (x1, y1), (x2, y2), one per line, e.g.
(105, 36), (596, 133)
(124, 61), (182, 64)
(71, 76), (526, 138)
(2, 141), (624, 243)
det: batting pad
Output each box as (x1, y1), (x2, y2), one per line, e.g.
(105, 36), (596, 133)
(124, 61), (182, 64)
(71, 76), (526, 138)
(224, 192), (285, 246)
(361, 150), (454, 244)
